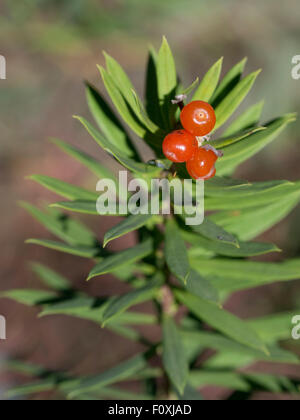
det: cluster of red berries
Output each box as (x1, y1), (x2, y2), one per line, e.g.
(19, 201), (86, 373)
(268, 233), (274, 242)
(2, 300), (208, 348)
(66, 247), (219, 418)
(162, 100), (219, 180)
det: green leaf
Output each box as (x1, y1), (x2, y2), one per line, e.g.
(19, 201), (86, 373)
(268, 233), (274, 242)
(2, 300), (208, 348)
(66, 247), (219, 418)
(85, 83), (135, 157)
(211, 189), (300, 240)
(28, 175), (98, 201)
(189, 370), (249, 392)
(6, 379), (58, 398)
(87, 240), (153, 280)
(206, 179), (294, 202)
(181, 330), (298, 365)
(248, 311), (300, 343)
(2, 360), (47, 377)
(51, 138), (118, 182)
(103, 214), (154, 247)
(104, 52), (163, 136)
(68, 352), (149, 398)
(243, 373), (298, 394)
(165, 218), (190, 284)
(26, 239), (100, 258)
(145, 46), (163, 127)
(30, 262), (71, 291)
(75, 116), (160, 175)
(50, 200), (99, 215)
(88, 387), (154, 401)
(180, 78), (199, 96)
(188, 218), (239, 247)
(163, 316), (188, 395)
(39, 297), (156, 330)
(104, 52), (139, 114)
(184, 269), (219, 303)
(107, 324), (146, 342)
(211, 57), (247, 106)
(223, 100), (265, 137)
(185, 231), (280, 258)
(130, 89), (162, 134)
(192, 57), (223, 102)
(216, 114), (297, 175)
(176, 385), (203, 401)
(157, 37), (177, 129)
(205, 176), (250, 194)
(175, 290), (268, 354)
(214, 70), (261, 131)
(206, 180), (299, 211)
(98, 65), (147, 139)
(211, 126), (266, 149)
(21, 202), (96, 247)
(204, 345), (298, 370)
(0, 289), (57, 306)
(102, 277), (162, 325)
(191, 258), (300, 293)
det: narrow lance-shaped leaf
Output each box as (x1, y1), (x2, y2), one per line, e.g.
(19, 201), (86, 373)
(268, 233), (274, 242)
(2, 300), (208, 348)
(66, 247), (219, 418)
(51, 138), (118, 183)
(162, 315), (188, 395)
(175, 290), (268, 354)
(211, 57), (247, 106)
(180, 78), (199, 96)
(30, 262), (71, 291)
(181, 330), (298, 365)
(50, 200), (99, 216)
(247, 311), (300, 343)
(21, 201), (77, 245)
(75, 116), (161, 175)
(184, 269), (219, 304)
(6, 379), (59, 399)
(21, 202), (96, 247)
(104, 52), (140, 114)
(103, 214), (154, 247)
(211, 126), (266, 149)
(211, 188), (300, 241)
(102, 275), (163, 326)
(26, 239), (100, 259)
(184, 231), (280, 258)
(68, 352), (150, 398)
(28, 174), (98, 201)
(188, 217), (239, 247)
(87, 240), (153, 280)
(205, 176), (250, 194)
(214, 69), (261, 131)
(0, 289), (57, 306)
(189, 370), (250, 392)
(205, 180), (299, 210)
(145, 45), (163, 127)
(165, 218), (190, 284)
(130, 89), (163, 134)
(216, 113), (297, 175)
(104, 52), (162, 135)
(85, 83), (135, 157)
(98, 65), (147, 139)
(192, 57), (223, 102)
(190, 257), (300, 293)
(157, 37), (177, 129)
(2, 360), (48, 377)
(223, 100), (265, 137)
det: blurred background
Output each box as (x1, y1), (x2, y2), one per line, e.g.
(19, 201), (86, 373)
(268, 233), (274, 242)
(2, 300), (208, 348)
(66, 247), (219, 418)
(1, 0), (300, 400)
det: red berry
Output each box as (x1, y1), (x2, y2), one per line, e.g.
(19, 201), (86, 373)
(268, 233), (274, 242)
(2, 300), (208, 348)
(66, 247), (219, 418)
(162, 130), (197, 163)
(186, 147), (218, 180)
(180, 100), (216, 137)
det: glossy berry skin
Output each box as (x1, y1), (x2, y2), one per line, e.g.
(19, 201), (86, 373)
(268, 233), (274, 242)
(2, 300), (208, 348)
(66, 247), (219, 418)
(162, 130), (197, 163)
(186, 147), (218, 180)
(180, 100), (216, 137)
